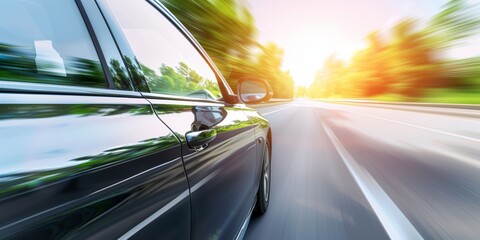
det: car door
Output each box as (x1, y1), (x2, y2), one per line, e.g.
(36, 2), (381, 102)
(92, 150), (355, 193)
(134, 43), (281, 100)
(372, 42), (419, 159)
(96, 0), (261, 238)
(0, 1), (190, 239)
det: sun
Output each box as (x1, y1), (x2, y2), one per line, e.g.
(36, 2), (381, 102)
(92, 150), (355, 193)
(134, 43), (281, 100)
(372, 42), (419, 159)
(281, 32), (338, 87)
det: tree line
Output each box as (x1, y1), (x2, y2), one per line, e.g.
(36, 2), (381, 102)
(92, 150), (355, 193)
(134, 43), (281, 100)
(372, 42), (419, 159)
(305, 0), (480, 102)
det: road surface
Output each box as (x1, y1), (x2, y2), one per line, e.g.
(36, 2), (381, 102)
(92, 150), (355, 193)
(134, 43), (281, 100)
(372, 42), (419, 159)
(245, 99), (480, 240)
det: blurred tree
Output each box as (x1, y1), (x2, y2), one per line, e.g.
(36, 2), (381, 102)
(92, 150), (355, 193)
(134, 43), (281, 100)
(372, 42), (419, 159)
(307, 55), (345, 98)
(426, 0), (480, 50)
(109, 59), (132, 90)
(161, 0), (294, 99)
(0, 42), (106, 88)
(176, 62), (204, 85)
(388, 19), (442, 96)
(253, 43), (294, 98)
(140, 62), (222, 98)
(307, 0), (480, 100)
(67, 58), (106, 88)
(295, 86), (306, 98)
(353, 31), (392, 97)
(160, 0), (256, 86)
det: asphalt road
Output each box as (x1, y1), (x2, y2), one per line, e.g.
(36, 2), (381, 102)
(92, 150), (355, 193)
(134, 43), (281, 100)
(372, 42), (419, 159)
(245, 99), (480, 240)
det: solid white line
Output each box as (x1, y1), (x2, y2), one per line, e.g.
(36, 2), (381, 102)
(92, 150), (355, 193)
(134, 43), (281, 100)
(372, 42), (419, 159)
(349, 111), (480, 143)
(262, 107), (289, 116)
(321, 121), (423, 240)
(119, 190), (190, 240)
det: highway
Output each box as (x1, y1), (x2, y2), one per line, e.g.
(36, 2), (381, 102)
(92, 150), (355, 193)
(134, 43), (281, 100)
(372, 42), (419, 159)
(245, 99), (480, 240)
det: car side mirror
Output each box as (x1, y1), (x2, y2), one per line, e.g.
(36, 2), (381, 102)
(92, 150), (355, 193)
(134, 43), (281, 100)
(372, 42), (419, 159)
(237, 79), (273, 104)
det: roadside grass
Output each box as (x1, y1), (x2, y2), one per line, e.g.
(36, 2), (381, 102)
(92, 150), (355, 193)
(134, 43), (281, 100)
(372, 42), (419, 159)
(418, 89), (480, 104)
(369, 89), (480, 105)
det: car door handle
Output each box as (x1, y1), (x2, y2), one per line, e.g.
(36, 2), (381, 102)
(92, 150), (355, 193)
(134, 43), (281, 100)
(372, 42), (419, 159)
(185, 129), (217, 151)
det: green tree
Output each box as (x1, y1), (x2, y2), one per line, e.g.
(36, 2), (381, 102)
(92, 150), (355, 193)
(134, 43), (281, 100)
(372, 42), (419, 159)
(295, 86), (306, 98)
(160, 0), (257, 85)
(253, 43), (294, 98)
(161, 0), (294, 99)
(426, 0), (480, 49)
(308, 0), (480, 100)
(307, 55), (345, 98)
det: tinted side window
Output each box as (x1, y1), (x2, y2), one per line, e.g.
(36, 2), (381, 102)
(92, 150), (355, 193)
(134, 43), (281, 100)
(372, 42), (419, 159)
(104, 0), (222, 100)
(0, 0), (106, 88)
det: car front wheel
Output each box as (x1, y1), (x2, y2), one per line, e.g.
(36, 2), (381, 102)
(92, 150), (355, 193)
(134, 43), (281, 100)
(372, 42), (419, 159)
(254, 140), (271, 215)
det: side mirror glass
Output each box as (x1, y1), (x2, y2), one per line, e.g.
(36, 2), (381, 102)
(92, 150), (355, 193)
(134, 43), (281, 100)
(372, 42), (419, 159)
(237, 79), (273, 104)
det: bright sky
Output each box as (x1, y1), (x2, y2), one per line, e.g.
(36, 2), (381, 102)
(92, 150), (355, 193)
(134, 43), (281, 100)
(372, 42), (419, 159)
(247, 0), (479, 87)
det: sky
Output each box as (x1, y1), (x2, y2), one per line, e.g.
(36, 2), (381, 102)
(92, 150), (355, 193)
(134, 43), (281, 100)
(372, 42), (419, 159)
(247, 0), (479, 87)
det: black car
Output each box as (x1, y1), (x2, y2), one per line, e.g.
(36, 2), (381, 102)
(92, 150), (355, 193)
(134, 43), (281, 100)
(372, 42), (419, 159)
(0, 0), (273, 239)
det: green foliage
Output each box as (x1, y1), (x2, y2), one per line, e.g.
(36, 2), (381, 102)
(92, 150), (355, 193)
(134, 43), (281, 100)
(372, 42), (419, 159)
(0, 42), (106, 88)
(142, 62), (222, 98)
(161, 0), (294, 99)
(295, 86), (307, 98)
(420, 88), (480, 104)
(253, 43), (294, 98)
(307, 55), (346, 98)
(427, 0), (480, 49)
(160, 0), (256, 81)
(307, 0), (480, 103)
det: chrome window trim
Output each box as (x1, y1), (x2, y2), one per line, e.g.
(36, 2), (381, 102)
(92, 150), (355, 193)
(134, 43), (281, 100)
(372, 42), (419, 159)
(76, 0), (115, 89)
(0, 81), (142, 98)
(0, 92), (148, 104)
(141, 92), (226, 105)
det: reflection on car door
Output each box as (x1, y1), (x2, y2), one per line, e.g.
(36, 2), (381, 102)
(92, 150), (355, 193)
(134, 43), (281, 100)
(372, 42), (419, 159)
(0, 91), (191, 239)
(97, 0), (261, 238)
(0, 0), (191, 238)
(147, 98), (259, 239)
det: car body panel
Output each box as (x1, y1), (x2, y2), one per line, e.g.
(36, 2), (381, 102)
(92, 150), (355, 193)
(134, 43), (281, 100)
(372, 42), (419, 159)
(242, 107), (271, 186)
(0, 90), (190, 239)
(145, 96), (260, 239)
(0, 0), (271, 239)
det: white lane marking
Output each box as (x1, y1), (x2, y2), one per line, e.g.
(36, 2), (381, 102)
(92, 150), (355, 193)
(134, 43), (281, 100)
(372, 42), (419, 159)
(119, 190), (190, 240)
(321, 120), (423, 240)
(344, 110), (480, 143)
(262, 107), (290, 116)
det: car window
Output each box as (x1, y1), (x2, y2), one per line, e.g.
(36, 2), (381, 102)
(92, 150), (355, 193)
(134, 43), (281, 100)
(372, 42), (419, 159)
(0, 0), (106, 88)
(104, 0), (222, 100)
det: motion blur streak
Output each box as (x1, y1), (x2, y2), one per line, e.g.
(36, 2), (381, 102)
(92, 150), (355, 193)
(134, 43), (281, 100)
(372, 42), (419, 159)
(322, 121), (422, 240)
(246, 99), (480, 240)
(339, 110), (480, 143)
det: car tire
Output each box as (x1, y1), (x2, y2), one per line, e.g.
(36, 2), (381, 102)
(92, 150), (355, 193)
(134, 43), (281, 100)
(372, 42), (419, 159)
(254, 139), (271, 215)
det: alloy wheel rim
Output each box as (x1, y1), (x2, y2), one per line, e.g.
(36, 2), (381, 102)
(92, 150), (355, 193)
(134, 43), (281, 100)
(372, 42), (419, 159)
(263, 149), (270, 202)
